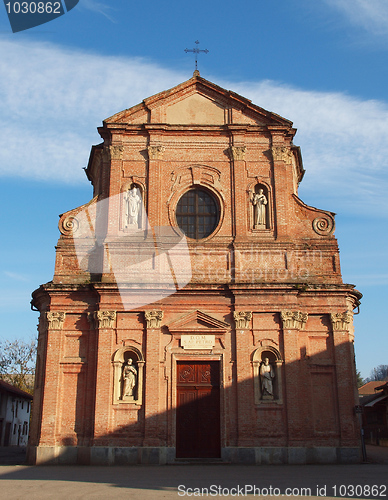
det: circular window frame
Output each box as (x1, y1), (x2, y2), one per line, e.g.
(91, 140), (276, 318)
(171, 185), (223, 241)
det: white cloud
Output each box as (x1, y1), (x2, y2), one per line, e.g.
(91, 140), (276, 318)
(0, 290), (32, 310)
(0, 37), (186, 183)
(81, 0), (117, 22)
(3, 271), (30, 282)
(227, 80), (388, 215)
(323, 0), (388, 37)
(0, 37), (387, 216)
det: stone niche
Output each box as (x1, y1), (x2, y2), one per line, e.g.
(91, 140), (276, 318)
(112, 346), (145, 406)
(252, 345), (283, 405)
(250, 183), (270, 230)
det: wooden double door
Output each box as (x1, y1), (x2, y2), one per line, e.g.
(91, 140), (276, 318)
(176, 361), (221, 458)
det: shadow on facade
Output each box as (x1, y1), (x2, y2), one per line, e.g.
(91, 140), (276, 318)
(24, 339), (362, 468)
(0, 341), (380, 498)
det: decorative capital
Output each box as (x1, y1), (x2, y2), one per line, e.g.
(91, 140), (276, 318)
(280, 310), (308, 330)
(111, 145), (124, 160)
(46, 311), (66, 330)
(233, 311), (252, 329)
(147, 145), (165, 160)
(271, 146), (293, 164)
(103, 145), (124, 161)
(145, 310), (163, 328)
(95, 310), (116, 329)
(229, 146), (246, 161)
(330, 312), (351, 331)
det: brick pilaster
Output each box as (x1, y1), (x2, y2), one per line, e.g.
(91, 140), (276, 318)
(233, 310), (255, 446)
(92, 311), (116, 443)
(281, 310), (308, 445)
(143, 310), (163, 446)
(37, 312), (66, 446)
(331, 312), (360, 446)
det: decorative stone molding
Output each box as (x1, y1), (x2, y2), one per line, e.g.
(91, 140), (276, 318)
(330, 312), (352, 331)
(58, 196), (98, 237)
(147, 145), (165, 160)
(271, 146), (293, 164)
(229, 146), (246, 161)
(280, 310), (308, 330)
(169, 166), (222, 200)
(96, 311), (117, 329)
(145, 310), (163, 328)
(102, 145), (124, 161)
(111, 145), (124, 160)
(233, 311), (252, 329)
(59, 215), (79, 236)
(46, 312), (66, 330)
(312, 216), (335, 236)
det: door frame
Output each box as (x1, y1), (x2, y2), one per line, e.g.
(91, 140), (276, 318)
(171, 354), (224, 458)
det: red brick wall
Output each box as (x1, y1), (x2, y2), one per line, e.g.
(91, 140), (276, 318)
(29, 76), (361, 461)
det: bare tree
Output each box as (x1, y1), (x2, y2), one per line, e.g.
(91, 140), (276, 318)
(0, 338), (37, 394)
(366, 364), (388, 383)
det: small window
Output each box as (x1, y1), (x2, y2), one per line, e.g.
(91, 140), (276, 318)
(176, 188), (219, 239)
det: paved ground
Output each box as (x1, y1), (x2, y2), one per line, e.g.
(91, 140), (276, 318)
(365, 445), (388, 465)
(0, 446), (386, 500)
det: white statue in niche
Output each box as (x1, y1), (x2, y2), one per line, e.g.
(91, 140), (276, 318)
(260, 357), (275, 399)
(251, 188), (267, 228)
(121, 358), (137, 399)
(124, 186), (141, 227)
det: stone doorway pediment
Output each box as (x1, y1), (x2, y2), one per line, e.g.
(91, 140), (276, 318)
(166, 310), (230, 334)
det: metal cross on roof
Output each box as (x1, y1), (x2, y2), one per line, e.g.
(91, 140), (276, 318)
(184, 40), (209, 76)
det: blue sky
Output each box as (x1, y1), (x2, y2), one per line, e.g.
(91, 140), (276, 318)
(0, 0), (387, 379)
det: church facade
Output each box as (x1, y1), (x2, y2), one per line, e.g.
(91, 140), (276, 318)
(28, 75), (362, 465)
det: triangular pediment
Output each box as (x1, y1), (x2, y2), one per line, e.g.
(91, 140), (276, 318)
(166, 93), (226, 125)
(104, 75), (293, 128)
(167, 310), (230, 334)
